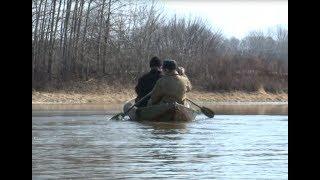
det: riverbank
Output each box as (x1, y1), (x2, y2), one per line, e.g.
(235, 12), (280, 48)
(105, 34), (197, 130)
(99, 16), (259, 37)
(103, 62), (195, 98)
(32, 87), (287, 105)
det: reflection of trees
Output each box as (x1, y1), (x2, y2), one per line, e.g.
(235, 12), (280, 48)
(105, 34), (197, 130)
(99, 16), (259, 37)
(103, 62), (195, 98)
(136, 121), (188, 165)
(208, 104), (288, 115)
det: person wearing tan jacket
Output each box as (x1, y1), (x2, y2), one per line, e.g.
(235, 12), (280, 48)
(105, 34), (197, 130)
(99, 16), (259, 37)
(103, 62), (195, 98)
(177, 66), (192, 92)
(148, 60), (191, 106)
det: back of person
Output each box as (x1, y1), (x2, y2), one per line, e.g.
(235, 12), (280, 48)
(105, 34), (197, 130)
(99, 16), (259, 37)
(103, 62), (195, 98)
(149, 60), (191, 106)
(150, 75), (189, 105)
(135, 56), (163, 107)
(135, 69), (162, 105)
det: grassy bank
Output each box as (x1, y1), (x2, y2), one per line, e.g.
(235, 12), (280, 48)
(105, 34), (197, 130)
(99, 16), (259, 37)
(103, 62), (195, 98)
(32, 82), (287, 104)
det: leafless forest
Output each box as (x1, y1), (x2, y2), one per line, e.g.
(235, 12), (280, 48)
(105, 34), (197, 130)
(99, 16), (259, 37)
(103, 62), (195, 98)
(32, 0), (288, 92)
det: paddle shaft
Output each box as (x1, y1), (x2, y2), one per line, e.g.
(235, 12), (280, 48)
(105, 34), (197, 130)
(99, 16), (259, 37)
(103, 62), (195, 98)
(186, 98), (215, 118)
(186, 98), (202, 109)
(123, 92), (152, 115)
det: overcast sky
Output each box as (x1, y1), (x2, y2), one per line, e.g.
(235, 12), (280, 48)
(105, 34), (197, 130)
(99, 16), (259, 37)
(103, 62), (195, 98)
(159, 0), (288, 39)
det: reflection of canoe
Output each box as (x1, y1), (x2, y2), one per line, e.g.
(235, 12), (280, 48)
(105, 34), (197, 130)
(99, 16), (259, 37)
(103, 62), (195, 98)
(123, 100), (197, 122)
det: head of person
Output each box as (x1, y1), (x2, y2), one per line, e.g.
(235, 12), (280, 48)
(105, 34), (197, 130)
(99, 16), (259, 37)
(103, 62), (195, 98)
(162, 59), (178, 74)
(149, 56), (162, 70)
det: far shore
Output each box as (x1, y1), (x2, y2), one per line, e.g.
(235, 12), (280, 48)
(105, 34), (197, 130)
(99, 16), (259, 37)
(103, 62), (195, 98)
(32, 88), (287, 105)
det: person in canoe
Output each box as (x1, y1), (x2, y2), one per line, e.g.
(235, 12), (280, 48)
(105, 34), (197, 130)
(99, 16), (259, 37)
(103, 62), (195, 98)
(177, 66), (192, 92)
(148, 60), (192, 106)
(117, 59), (214, 121)
(134, 56), (164, 107)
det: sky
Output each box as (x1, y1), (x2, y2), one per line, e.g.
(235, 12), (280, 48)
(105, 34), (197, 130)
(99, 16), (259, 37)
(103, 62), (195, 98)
(159, 0), (288, 39)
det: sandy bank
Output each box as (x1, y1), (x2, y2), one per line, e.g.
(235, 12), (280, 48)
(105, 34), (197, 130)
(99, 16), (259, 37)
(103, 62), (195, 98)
(32, 88), (287, 105)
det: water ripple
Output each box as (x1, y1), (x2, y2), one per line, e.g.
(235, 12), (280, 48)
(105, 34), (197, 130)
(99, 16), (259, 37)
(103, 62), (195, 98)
(33, 114), (288, 179)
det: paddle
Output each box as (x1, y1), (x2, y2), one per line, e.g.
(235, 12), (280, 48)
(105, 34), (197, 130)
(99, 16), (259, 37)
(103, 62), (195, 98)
(186, 98), (215, 118)
(109, 92), (152, 120)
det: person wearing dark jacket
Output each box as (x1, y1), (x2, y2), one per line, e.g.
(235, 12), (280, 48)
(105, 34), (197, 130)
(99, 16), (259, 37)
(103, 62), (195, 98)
(135, 56), (163, 107)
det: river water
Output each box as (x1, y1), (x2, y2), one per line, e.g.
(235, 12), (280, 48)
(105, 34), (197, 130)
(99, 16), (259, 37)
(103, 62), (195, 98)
(32, 104), (288, 179)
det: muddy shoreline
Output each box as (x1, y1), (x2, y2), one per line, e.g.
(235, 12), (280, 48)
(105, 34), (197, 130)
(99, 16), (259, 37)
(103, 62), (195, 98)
(32, 102), (288, 116)
(32, 89), (288, 116)
(32, 89), (287, 105)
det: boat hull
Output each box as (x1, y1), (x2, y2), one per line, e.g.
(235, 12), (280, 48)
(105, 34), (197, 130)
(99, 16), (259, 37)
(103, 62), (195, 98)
(123, 101), (197, 122)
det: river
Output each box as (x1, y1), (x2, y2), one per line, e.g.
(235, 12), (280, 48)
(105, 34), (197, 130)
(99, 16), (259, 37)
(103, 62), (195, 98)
(32, 103), (288, 179)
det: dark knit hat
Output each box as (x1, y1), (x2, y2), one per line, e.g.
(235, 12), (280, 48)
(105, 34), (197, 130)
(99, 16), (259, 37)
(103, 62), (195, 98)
(149, 56), (162, 68)
(163, 60), (177, 70)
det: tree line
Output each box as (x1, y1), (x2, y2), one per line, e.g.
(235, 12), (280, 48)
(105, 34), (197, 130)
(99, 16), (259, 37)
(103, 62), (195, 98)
(32, 0), (288, 92)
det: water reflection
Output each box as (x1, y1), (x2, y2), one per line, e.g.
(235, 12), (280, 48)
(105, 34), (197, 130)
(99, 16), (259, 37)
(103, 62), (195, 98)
(204, 104), (288, 115)
(33, 111), (287, 179)
(140, 121), (187, 131)
(32, 103), (288, 116)
(130, 121), (187, 167)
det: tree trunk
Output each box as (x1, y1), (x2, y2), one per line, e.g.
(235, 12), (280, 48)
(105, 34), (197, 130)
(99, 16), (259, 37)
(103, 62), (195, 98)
(73, 0), (85, 75)
(37, 0), (48, 72)
(97, 0), (107, 77)
(32, 0), (44, 83)
(62, 0), (72, 80)
(47, 0), (58, 81)
(68, 0), (79, 75)
(80, 0), (92, 80)
(102, 0), (112, 74)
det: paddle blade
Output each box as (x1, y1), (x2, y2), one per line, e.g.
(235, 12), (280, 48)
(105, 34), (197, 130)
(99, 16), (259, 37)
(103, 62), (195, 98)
(109, 113), (125, 121)
(200, 106), (215, 118)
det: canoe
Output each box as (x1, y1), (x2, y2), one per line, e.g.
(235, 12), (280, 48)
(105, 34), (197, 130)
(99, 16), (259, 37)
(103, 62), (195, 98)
(123, 100), (197, 122)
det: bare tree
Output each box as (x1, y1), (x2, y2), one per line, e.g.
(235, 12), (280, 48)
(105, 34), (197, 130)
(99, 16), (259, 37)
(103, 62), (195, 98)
(32, 0), (287, 92)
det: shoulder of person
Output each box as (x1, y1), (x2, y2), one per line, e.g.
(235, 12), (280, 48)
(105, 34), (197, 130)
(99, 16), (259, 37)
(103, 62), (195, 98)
(178, 74), (188, 79)
(157, 76), (165, 82)
(140, 71), (152, 79)
(155, 76), (165, 85)
(158, 72), (164, 77)
(180, 75), (191, 82)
